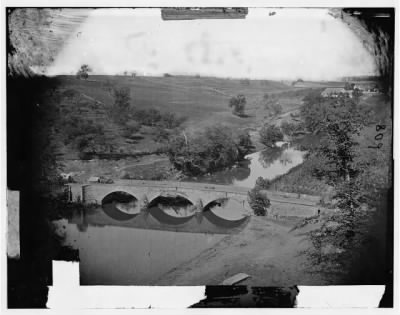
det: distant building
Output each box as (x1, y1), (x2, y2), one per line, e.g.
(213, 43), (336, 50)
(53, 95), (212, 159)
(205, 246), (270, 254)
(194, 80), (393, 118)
(321, 87), (352, 98)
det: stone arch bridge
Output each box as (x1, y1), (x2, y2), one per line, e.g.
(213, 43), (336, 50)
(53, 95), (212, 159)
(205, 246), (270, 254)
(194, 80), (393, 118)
(67, 180), (322, 217)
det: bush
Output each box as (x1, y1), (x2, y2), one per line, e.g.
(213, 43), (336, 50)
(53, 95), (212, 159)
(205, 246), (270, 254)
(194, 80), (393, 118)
(259, 124), (284, 147)
(255, 176), (271, 189)
(62, 115), (104, 145)
(229, 94), (246, 116)
(133, 108), (186, 129)
(247, 188), (270, 216)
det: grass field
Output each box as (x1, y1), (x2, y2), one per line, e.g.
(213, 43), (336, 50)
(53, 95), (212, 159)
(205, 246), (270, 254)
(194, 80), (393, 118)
(54, 75), (328, 133)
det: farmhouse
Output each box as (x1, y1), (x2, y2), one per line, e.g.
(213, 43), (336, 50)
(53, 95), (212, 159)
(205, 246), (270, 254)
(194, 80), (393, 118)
(321, 87), (352, 98)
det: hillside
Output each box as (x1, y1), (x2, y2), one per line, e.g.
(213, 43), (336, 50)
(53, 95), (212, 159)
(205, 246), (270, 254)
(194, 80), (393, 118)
(54, 75), (294, 130)
(48, 75), (330, 159)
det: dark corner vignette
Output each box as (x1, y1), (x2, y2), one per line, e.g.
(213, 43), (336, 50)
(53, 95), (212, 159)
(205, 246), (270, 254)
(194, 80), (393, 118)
(7, 7), (81, 308)
(6, 7), (394, 309)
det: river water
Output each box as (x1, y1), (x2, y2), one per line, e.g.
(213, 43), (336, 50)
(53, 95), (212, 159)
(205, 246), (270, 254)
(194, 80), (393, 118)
(54, 216), (224, 285)
(188, 143), (305, 188)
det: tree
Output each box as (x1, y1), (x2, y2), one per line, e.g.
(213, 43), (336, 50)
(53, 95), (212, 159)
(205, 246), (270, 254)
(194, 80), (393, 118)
(112, 87), (131, 123)
(306, 94), (371, 257)
(166, 125), (253, 175)
(352, 88), (363, 103)
(300, 94), (391, 280)
(229, 94), (246, 116)
(255, 176), (271, 189)
(300, 90), (331, 133)
(76, 64), (91, 80)
(344, 82), (355, 90)
(259, 124), (284, 147)
(235, 130), (254, 157)
(316, 95), (367, 184)
(247, 188), (270, 216)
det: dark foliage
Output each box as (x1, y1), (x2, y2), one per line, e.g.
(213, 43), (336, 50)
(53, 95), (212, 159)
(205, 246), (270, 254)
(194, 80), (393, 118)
(259, 124), (284, 147)
(133, 108), (186, 129)
(166, 125), (254, 176)
(111, 87), (131, 123)
(76, 64), (91, 80)
(247, 188), (270, 216)
(229, 94), (246, 116)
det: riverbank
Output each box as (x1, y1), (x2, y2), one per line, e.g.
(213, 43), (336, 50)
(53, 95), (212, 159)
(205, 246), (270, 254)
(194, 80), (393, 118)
(154, 215), (339, 286)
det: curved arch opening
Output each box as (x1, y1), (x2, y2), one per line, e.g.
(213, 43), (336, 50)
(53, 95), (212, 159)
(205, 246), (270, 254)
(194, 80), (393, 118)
(202, 210), (250, 229)
(203, 198), (248, 221)
(101, 191), (139, 221)
(147, 195), (195, 218)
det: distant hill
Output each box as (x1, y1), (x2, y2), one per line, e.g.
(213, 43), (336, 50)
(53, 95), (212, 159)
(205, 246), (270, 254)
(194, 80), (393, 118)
(54, 75), (292, 126)
(341, 75), (380, 82)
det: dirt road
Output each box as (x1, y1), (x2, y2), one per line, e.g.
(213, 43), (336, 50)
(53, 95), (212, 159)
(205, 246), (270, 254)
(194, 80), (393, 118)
(154, 216), (331, 286)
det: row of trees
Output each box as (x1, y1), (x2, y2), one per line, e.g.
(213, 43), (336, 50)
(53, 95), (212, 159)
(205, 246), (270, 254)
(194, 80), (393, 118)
(228, 93), (284, 118)
(298, 91), (391, 280)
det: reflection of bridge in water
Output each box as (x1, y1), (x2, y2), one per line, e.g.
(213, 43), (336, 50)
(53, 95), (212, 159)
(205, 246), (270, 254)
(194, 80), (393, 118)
(70, 206), (250, 235)
(67, 180), (322, 220)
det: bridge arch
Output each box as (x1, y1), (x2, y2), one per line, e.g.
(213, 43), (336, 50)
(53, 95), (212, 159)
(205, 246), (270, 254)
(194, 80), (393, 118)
(203, 196), (249, 220)
(101, 191), (140, 220)
(147, 191), (196, 207)
(147, 192), (196, 218)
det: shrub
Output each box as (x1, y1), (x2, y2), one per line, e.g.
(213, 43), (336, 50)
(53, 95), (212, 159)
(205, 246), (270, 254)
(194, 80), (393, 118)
(259, 124), (284, 147)
(229, 94), (246, 116)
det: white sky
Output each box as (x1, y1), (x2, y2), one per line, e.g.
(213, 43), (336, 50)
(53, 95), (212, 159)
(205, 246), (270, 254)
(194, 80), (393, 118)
(46, 8), (377, 80)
